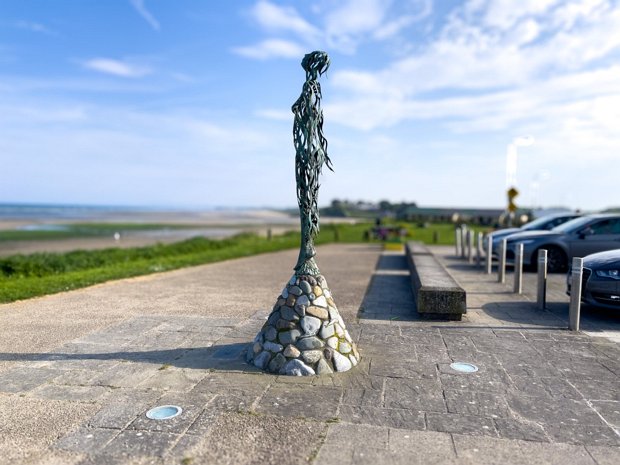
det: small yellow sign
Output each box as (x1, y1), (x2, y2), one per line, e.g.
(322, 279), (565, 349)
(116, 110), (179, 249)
(507, 187), (519, 213)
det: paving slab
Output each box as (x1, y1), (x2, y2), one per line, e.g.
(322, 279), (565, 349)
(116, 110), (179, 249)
(1, 244), (619, 464)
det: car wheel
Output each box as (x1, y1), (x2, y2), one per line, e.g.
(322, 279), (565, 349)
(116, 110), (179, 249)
(545, 246), (567, 273)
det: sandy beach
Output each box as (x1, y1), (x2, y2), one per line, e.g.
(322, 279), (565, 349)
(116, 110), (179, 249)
(0, 208), (359, 256)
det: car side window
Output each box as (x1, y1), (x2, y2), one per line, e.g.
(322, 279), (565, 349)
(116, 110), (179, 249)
(610, 219), (620, 234)
(588, 219), (620, 235)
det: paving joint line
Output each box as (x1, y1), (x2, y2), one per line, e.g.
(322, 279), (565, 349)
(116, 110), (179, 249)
(565, 378), (620, 439)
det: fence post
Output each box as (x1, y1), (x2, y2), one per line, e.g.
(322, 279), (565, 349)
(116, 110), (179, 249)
(467, 230), (474, 263)
(513, 243), (523, 294)
(267, 228), (272, 241)
(569, 257), (584, 331)
(498, 238), (507, 284)
(460, 226), (467, 258)
(476, 232), (483, 268)
(537, 249), (547, 310)
(485, 235), (493, 274)
(433, 231), (439, 244)
(455, 227), (461, 256)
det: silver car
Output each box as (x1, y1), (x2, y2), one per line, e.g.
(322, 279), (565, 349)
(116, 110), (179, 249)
(489, 213), (580, 254)
(504, 214), (620, 272)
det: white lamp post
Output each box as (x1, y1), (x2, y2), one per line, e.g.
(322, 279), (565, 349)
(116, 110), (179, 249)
(505, 135), (534, 226)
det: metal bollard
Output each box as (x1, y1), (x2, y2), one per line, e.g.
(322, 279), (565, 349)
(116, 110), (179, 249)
(455, 227), (461, 256)
(467, 230), (474, 263)
(498, 238), (507, 284)
(476, 232), (483, 268)
(537, 249), (547, 310)
(513, 243), (523, 294)
(485, 235), (493, 274)
(569, 257), (584, 331)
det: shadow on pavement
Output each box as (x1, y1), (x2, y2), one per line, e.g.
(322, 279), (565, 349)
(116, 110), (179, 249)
(481, 299), (620, 332)
(357, 252), (421, 322)
(0, 342), (259, 373)
(480, 301), (567, 328)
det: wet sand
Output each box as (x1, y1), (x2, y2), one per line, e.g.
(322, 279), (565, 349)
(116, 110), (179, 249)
(0, 209), (358, 256)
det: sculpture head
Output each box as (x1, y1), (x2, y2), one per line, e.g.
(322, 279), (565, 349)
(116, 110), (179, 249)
(301, 51), (330, 79)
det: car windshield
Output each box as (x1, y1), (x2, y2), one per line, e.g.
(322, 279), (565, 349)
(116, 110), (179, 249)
(552, 216), (594, 233)
(522, 216), (560, 230)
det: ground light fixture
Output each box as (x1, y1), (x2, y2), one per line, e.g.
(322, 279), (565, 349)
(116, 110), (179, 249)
(450, 362), (479, 373)
(145, 405), (183, 420)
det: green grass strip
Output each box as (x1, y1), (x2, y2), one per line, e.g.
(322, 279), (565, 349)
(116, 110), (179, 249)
(0, 222), (487, 303)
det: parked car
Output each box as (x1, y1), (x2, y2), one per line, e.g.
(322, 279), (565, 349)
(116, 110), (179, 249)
(489, 213), (580, 254)
(504, 214), (620, 272)
(566, 249), (620, 309)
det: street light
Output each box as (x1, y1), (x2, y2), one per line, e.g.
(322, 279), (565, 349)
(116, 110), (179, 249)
(505, 135), (534, 226)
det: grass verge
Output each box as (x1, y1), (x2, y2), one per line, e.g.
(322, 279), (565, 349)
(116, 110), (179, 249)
(0, 222), (486, 303)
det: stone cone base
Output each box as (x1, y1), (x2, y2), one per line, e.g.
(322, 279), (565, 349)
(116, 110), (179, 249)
(247, 274), (360, 376)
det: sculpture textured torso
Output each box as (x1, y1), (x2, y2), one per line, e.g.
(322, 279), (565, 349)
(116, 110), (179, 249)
(292, 51), (333, 276)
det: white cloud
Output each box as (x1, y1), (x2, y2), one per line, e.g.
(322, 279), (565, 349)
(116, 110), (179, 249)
(129, 0), (160, 31)
(255, 109), (291, 121)
(329, 1), (620, 98)
(505, 19), (540, 46)
(232, 39), (306, 60)
(15, 21), (56, 35)
(374, 0), (432, 40)
(252, 0), (320, 40)
(236, 0), (432, 58)
(552, 0), (609, 29)
(326, 65), (620, 133)
(373, 16), (417, 40)
(474, 0), (562, 29)
(323, 0), (389, 52)
(82, 58), (152, 78)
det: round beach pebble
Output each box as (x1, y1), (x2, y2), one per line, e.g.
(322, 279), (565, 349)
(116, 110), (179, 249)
(299, 280), (312, 295)
(281, 359), (315, 376)
(300, 316), (321, 336)
(283, 344), (300, 358)
(301, 350), (322, 364)
(332, 351), (352, 372)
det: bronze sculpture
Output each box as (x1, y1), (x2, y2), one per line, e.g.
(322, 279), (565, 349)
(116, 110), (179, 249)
(247, 51), (360, 376)
(292, 51), (333, 276)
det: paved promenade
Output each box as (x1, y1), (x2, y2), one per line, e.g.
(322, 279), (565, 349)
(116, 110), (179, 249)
(0, 244), (618, 464)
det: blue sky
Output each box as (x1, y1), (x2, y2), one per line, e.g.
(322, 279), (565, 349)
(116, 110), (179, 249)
(1, 0), (619, 211)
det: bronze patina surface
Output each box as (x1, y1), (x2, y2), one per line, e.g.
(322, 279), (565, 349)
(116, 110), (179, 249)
(292, 51), (333, 276)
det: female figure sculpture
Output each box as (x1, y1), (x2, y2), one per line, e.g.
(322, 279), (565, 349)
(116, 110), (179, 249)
(292, 51), (333, 276)
(247, 51), (360, 376)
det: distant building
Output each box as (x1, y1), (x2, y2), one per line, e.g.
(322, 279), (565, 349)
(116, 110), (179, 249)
(400, 206), (530, 226)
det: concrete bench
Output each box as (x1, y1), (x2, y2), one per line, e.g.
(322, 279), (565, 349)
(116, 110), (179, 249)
(405, 241), (466, 320)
